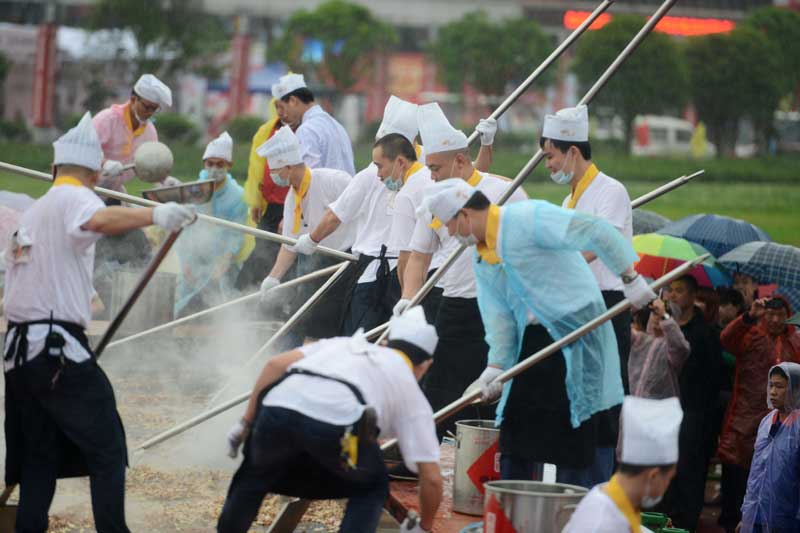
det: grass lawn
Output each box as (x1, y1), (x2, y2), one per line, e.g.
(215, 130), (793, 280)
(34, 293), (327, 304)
(0, 141), (798, 247)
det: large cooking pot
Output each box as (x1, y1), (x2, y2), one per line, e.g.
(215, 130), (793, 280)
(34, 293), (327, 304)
(483, 480), (587, 533)
(454, 420), (501, 515)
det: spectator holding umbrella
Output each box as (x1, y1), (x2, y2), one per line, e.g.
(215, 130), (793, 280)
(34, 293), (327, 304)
(734, 273), (760, 311)
(718, 296), (800, 533)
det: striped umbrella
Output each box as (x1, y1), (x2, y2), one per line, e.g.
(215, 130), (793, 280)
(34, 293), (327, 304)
(658, 213), (771, 258)
(633, 233), (732, 288)
(633, 209), (671, 236)
(718, 241), (800, 290)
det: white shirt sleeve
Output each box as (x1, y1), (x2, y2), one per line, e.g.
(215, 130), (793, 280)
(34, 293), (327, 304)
(395, 411), (440, 472)
(66, 189), (105, 250)
(330, 170), (370, 224)
(296, 127), (322, 169)
(409, 217), (440, 255)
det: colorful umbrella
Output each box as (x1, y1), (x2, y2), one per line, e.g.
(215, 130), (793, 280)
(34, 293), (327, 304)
(718, 241), (800, 290)
(633, 209), (671, 236)
(658, 213), (771, 258)
(633, 233), (732, 288)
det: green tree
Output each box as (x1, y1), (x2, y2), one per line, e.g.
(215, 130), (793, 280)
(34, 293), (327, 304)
(686, 27), (781, 157)
(428, 12), (553, 96)
(91, 0), (227, 75)
(0, 52), (10, 117)
(572, 15), (689, 152)
(269, 0), (397, 91)
(745, 7), (800, 100)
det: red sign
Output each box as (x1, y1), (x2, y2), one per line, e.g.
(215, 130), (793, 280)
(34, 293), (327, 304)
(466, 441), (501, 495)
(485, 494), (517, 533)
(564, 10), (736, 36)
(32, 23), (57, 128)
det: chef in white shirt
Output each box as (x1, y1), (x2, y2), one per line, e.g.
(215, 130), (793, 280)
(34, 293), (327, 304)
(220, 307), (443, 533)
(271, 73), (355, 175)
(395, 102), (528, 438)
(3, 112), (194, 533)
(257, 126), (355, 341)
(291, 96), (415, 335)
(541, 104), (635, 484)
(563, 396), (683, 533)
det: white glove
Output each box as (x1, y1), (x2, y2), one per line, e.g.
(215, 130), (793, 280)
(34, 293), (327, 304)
(623, 274), (657, 310)
(290, 233), (319, 255)
(393, 298), (412, 317)
(260, 276), (280, 300)
(98, 160), (126, 189)
(152, 202), (196, 232)
(465, 366), (504, 403)
(400, 513), (429, 533)
(476, 118), (497, 146)
(226, 419), (250, 459)
(160, 176), (182, 188)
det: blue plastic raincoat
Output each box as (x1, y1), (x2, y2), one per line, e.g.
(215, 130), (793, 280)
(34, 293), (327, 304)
(474, 200), (638, 428)
(175, 171), (251, 315)
(740, 362), (800, 533)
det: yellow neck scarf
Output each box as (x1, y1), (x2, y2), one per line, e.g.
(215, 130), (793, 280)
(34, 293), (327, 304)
(566, 163), (600, 209)
(404, 161), (423, 184)
(53, 176), (84, 188)
(292, 167), (312, 234)
(124, 103), (148, 137)
(392, 350), (415, 371)
(602, 474), (641, 533)
(476, 204), (501, 264)
(466, 169), (483, 187)
(414, 143), (423, 159)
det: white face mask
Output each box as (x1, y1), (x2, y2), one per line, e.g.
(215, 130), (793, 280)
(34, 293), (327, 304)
(640, 477), (664, 509)
(206, 167), (227, 182)
(550, 149), (575, 185)
(383, 161), (403, 192)
(454, 212), (478, 246)
(271, 171), (289, 187)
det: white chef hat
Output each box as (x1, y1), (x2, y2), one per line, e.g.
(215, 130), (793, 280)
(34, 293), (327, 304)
(389, 306), (439, 362)
(376, 95), (419, 144)
(620, 396), (683, 466)
(256, 126), (303, 168)
(203, 131), (233, 162)
(53, 111), (104, 172)
(133, 74), (172, 108)
(272, 73), (307, 100)
(418, 102), (468, 155)
(419, 178), (476, 225)
(542, 104), (589, 143)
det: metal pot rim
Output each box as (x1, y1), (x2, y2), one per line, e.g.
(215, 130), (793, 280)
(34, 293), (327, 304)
(484, 480), (588, 497)
(455, 419), (500, 431)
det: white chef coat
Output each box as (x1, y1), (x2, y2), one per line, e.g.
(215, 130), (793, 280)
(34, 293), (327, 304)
(282, 168), (355, 252)
(3, 180), (105, 369)
(264, 336), (440, 472)
(562, 485), (641, 533)
(409, 173), (528, 298)
(389, 165), (444, 268)
(296, 104), (355, 175)
(329, 163), (398, 284)
(562, 171), (632, 292)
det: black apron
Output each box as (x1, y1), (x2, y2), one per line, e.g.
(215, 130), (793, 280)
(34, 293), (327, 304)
(340, 245), (400, 335)
(4, 319), (127, 486)
(423, 296), (491, 438)
(499, 324), (597, 468)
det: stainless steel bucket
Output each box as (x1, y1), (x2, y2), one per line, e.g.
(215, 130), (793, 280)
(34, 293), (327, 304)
(453, 420), (501, 515)
(483, 481), (587, 533)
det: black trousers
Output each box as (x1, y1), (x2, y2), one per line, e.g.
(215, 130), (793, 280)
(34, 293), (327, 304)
(235, 203), (284, 291)
(4, 354), (129, 533)
(423, 296), (491, 439)
(719, 463), (749, 532)
(218, 406), (388, 533)
(660, 410), (711, 532)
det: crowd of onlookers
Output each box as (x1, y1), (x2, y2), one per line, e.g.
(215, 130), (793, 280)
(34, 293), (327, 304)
(628, 271), (800, 532)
